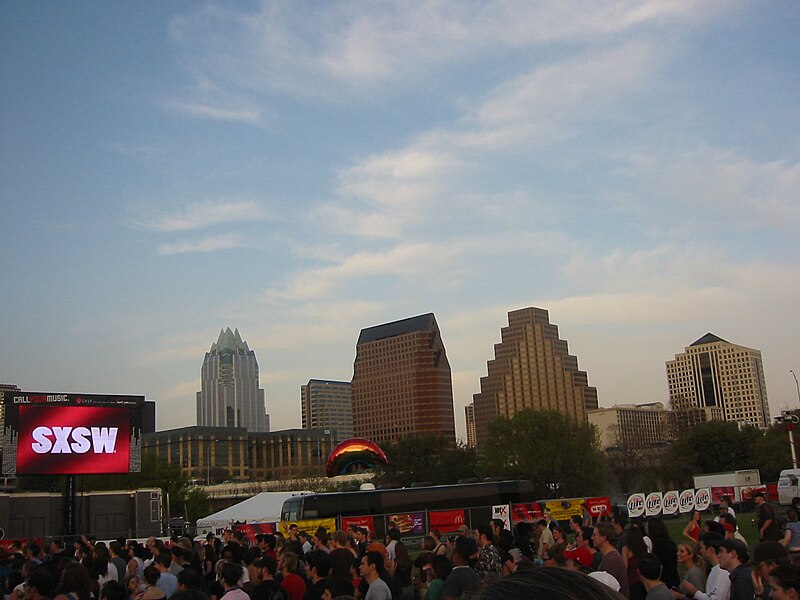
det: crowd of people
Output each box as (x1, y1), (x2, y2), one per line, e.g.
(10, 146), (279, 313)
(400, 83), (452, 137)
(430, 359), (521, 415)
(3, 493), (800, 600)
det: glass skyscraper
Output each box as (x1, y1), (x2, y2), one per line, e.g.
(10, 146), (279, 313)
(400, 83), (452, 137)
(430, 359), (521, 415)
(196, 328), (269, 432)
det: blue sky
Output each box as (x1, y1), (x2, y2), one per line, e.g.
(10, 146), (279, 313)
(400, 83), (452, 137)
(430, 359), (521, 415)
(2, 1), (799, 438)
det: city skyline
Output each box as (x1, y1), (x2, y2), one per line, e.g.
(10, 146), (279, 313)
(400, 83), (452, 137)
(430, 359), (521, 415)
(1, 2), (799, 440)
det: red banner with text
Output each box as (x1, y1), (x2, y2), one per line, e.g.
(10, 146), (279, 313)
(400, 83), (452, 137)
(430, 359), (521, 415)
(341, 516), (375, 536)
(428, 510), (466, 532)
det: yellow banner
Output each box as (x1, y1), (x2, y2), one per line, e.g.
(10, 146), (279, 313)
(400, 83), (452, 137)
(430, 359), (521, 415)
(545, 499), (584, 521)
(278, 518), (336, 536)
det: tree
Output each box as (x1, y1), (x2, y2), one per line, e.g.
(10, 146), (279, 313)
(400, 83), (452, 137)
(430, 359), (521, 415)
(604, 424), (669, 493)
(374, 435), (478, 487)
(753, 424), (795, 481)
(479, 409), (607, 498)
(663, 420), (763, 487)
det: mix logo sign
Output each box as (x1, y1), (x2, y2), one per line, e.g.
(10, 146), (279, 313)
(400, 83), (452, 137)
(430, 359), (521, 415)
(627, 493), (645, 518)
(662, 491), (679, 515)
(16, 405), (130, 474)
(694, 488), (712, 511)
(679, 489), (696, 513)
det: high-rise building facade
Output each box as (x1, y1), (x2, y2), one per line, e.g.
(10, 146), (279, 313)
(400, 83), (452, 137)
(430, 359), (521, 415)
(587, 403), (667, 450)
(666, 333), (770, 428)
(301, 379), (353, 441)
(472, 307), (598, 447)
(197, 328), (269, 432)
(465, 403), (477, 448)
(351, 313), (456, 446)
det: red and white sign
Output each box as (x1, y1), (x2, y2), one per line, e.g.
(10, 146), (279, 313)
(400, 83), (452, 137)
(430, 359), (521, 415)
(584, 496), (612, 518)
(341, 516), (375, 536)
(429, 510), (466, 532)
(511, 503), (543, 523)
(16, 406), (131, 474)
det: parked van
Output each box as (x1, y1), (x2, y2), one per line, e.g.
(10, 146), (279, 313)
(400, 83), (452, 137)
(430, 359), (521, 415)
(777, 469), (800, 505)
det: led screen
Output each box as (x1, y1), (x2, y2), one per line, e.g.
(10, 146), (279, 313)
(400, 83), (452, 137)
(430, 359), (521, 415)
(1, 392), (144, 475)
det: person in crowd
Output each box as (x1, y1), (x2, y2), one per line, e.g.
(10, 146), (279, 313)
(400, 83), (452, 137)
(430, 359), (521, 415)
(200, 545), (218, 585)
(101, 580), (127, 600)
(424, 555), (451, 600)
(127, 575), (142, 597)
(176, 569), (205, 594)
(389, 541), (413, 600)
(328, 532), (354, 580)
(24, 568), (55, 600)
(320, 578), (353, 600)
(782, 508), (800, 553)
(768, 563), (800, 600)
(218, 563), (248, 600)
(646, 518), (679, 591)
(302, 551), (330, 600)
(681, 533), (729, 600)
(480, 566), (626, 600)
(718, 539), (753, 600)
(755, 492), (784, 542)
(536, 520), (555, 561)
(512, 523), (535, 561)
(593, 522), (630, 599)
(553, 526), (568, 546)
(475, 525), (502, 583)
(683, 511), (703, 543)
(359, 552), (391, 600)
(428, 530), (447, 557)
(622, 525), (648, 600)
(718, 514), (748, 548)
(278, 553), (306, 600)
(543, 543), (567, 568)
(54, 561), (93, 600)
(128, 543), (147, 580)
(675, 542), (706, 598)
(153, 553), (178, 599)
(139, 567), (167, 600)
(636, 554), (672, 600)
(250, 556), (286, 600)
(613, 516), (630, 552)
(752, 541), (789, 600)
(441, 539), (478, 600)
(109, 543), (128, 584)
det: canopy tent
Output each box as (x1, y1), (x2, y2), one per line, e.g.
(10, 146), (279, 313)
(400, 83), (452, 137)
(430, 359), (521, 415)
(196, 491), (310, 535)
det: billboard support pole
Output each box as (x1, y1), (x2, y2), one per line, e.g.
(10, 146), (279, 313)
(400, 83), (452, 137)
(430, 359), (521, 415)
(65, 474), (76, 536)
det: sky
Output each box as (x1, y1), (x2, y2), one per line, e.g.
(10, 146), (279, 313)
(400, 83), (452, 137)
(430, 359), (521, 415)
(2, 1), (799, 441)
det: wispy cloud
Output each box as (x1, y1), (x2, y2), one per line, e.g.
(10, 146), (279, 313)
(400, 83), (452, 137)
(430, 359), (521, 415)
(134, 200), (269, 232)
(166, 100), (262, 124)
(158, 234), (246, 255)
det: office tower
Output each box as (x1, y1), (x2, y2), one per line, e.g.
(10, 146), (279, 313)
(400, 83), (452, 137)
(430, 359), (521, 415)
(472, 307), (598, 448)
(666, 333), (770, 428)
(465, 403), (477, 448)
(351, 313), (456, 446)
(301, 379), (353, 441)
(197, 328), (269, 432)
(587, 403), (667, 450)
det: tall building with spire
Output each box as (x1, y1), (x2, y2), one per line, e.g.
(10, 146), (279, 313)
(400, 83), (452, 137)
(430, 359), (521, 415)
(471, 307), (598, 448)
(666, 333), (770, 428)
(197, 328), (269, 432)
(351, 313), (456, 446)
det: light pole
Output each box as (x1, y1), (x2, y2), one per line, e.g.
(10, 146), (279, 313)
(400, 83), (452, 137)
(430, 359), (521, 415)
(791, 370), (800, 406)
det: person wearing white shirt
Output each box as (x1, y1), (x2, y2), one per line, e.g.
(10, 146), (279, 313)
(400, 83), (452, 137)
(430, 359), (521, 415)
(683, 534), (730, 600)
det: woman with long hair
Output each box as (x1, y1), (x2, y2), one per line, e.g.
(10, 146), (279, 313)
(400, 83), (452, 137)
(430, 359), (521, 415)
(621, 526), (648, 600)
(54, 561), (93, 600)
(769, 563), (800, 600)
(646, 517), (679, 590)
(391, 541), (415, 600)
(682, 510), (702, 542)
(428, 530), (448, 556)
(676, 542), (706, 595)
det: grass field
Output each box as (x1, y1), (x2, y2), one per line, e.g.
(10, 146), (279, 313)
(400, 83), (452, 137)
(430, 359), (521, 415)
(664, 510), (760, 546)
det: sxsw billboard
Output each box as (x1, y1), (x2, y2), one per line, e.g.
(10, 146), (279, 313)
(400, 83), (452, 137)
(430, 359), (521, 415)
(1, 391), (145, 475)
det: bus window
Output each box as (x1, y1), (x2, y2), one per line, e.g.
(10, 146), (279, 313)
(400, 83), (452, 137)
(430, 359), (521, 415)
(282, 498), (302, 522)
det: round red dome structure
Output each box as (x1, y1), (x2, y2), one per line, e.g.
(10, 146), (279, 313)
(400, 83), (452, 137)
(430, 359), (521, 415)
(325, 438), (388, 477)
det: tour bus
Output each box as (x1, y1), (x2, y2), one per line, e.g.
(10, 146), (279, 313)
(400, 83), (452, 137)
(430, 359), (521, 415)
(280, 479), (534, 535)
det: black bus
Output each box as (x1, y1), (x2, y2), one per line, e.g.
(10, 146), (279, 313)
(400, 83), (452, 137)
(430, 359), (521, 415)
(280, 479), (533, 525)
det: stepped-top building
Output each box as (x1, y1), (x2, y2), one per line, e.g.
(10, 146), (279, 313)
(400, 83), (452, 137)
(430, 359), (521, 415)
(351, 313), (456, 446)
(197, 328), (269, 432)
(666, 333), (770, 428)
(470, 307), (598, 447)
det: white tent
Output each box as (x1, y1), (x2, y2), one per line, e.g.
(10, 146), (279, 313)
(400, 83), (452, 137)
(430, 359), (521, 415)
(195, 491), (310, 535)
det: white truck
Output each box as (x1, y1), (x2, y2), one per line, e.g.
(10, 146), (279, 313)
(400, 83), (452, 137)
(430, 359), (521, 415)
(778, 469), (800, 506)
(692, 469), (762, 504)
